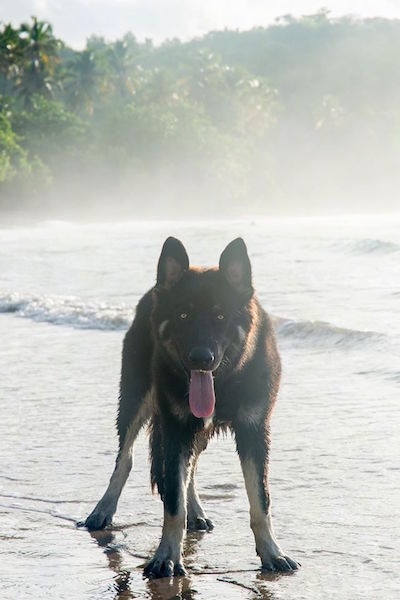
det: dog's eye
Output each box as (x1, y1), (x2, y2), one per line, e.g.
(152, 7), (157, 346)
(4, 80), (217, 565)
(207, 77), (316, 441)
(180, 313), (188, 319)
(216, 314), (224, 320)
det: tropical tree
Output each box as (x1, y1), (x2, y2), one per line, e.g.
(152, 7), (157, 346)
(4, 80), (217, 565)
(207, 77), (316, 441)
(63, 50), (102, 115)
(105, 39), (137, 100)
(0, 108), (24, 182)
(12, 95), (87, 167)
(0, 24), (21, 94)
(0, 105), (51, 206)
(14, 17), (61, 107)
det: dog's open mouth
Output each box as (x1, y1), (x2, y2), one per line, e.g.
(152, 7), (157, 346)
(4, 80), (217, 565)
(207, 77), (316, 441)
(189, 370), (215, 418)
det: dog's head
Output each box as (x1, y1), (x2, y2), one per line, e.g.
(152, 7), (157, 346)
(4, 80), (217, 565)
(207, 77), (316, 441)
(152, 237), (255, 418)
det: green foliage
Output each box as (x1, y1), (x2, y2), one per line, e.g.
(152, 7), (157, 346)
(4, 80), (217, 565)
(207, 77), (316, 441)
(0, 17), (62, 108)
(0, 100), (50, 207)
(12, 95), (87, 164)
(0, 108), (25, 182)
(1, 14), (400, 215)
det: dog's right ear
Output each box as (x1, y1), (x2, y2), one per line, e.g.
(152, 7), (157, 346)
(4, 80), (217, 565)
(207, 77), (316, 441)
(219, 237), (253, 299)
(156, 237), (189, 289)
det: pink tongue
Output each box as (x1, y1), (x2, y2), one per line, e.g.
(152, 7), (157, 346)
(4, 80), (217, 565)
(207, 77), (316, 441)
(189, 370), (215, 418)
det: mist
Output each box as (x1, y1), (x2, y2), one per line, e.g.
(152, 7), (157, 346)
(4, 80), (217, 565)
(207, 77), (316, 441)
(1, 12), (400, 222)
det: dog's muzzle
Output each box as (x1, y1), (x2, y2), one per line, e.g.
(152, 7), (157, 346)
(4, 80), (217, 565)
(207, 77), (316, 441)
(188, 347), (215, 371)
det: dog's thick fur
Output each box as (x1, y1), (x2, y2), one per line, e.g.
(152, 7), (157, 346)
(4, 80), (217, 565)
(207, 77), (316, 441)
(81, 237), (299, 577)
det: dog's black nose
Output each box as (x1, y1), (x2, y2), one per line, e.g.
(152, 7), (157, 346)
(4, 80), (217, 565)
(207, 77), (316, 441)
(188, 347), (214, 370)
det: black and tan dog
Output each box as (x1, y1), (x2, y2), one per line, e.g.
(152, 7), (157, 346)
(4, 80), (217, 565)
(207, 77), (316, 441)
(81, 237), (299, 577)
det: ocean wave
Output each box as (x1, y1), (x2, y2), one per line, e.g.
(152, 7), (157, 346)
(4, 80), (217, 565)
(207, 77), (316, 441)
(0, 293), (133, 330)
(1, 292), (385, 349)
(350, 238), (400, 255)
(273, 316), (385, 348)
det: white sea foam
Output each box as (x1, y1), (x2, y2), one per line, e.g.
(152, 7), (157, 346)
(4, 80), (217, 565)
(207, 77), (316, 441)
(351, 238), (400, 254)
(0, 293), (133, 330)
(0, 292), (386, 349)
(273, 316), (385, 348)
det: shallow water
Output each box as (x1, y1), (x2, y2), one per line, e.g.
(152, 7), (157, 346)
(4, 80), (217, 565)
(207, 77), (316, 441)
(0, 216), (399, 599)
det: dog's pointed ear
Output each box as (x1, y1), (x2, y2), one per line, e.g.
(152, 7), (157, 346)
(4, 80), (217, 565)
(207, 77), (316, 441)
(156, 237), (189, 289)
(219, 238), (253, 298)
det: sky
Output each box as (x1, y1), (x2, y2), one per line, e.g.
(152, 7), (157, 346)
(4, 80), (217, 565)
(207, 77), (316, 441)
(1, 0), (400, 48)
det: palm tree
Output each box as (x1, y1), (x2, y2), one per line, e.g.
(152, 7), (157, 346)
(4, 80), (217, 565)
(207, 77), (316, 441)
(106, 40), (135, 100)
(63, 50), (101, 115)
(0, 23), (20, 94)
(15, 17), (61, 106)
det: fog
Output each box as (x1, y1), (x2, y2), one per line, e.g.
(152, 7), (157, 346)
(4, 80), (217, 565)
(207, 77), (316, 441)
(1, 13), (400, 222)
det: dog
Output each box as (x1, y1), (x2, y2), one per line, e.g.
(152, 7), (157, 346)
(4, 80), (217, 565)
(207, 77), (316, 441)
(81, 237), (299, 577)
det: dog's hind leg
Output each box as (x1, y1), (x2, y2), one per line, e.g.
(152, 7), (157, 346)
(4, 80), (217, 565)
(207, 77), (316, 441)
(235, 422), (300, 572)
(81, 295), (154, 531)
(186, 434), (214, 531)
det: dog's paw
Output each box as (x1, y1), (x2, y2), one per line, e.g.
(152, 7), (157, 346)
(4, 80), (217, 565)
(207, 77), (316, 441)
(78, 508), (113, 531)
(261, 554), (300, 572)
(144, 556), (187, 579)
(187, 516), (214, 531)
(187, 499), (214, 531)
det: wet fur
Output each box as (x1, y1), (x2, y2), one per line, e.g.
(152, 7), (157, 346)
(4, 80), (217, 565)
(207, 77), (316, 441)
(81, 237), (299, 577)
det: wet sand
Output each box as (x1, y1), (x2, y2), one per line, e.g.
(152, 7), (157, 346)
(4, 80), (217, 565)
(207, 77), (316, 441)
(1, 316), (399, 600)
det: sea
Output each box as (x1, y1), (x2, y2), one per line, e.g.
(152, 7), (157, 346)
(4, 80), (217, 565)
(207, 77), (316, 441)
(0, 216), (399, 600)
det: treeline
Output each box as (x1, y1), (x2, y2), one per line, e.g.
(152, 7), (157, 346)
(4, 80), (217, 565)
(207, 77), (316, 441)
(1, 12), (400, 217)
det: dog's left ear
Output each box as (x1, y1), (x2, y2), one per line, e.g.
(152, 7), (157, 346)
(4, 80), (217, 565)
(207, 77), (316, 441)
(219, 238), (253, 298)
(156, 237), (189, 289)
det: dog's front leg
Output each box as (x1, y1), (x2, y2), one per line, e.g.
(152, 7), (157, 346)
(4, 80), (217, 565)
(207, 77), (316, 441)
(235, 422), (299, 572)
(144, 427), (192, 578)
(81, 397), (151, 531)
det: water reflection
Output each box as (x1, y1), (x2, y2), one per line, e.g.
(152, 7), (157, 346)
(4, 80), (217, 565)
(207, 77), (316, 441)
(147, 577), (198, 600)
(87, 528), (284, 600)
(88, 528), (202, 599)
(88, 530), (134, 599)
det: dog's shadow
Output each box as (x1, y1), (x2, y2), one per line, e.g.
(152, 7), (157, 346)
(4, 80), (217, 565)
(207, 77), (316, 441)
(87, 527), (280, 600)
